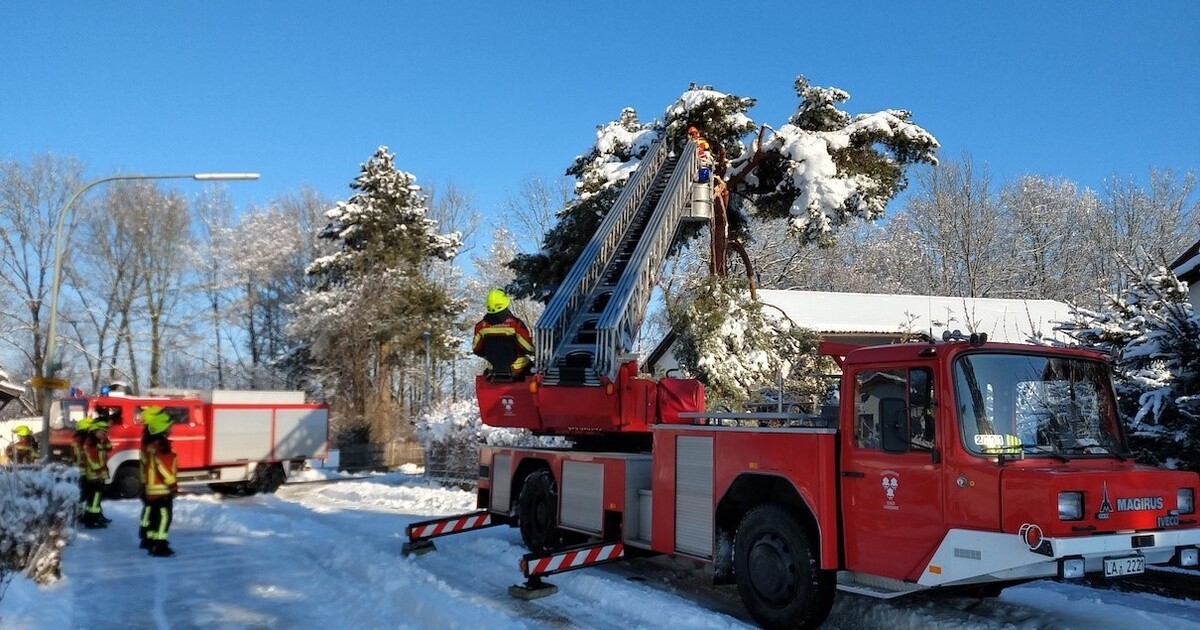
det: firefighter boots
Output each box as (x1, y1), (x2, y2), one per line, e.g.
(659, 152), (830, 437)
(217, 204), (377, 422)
(148, 541), (175, 557)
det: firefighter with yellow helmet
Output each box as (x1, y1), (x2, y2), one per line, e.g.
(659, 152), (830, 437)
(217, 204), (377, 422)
(140, 406), (178, 557)
(6, 424), (38, 464)
(472, 288), (535, 379)
(80, 417), (113, 528)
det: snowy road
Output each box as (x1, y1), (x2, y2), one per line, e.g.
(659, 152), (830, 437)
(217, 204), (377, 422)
(3, 472), (1200, 629)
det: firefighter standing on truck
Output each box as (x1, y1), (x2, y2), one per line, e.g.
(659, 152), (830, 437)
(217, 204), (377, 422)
(80, 418), (113, 528)
(6, 424), (39, 464)
(140, 406), (178, 557)
(472, 288), (535, 378)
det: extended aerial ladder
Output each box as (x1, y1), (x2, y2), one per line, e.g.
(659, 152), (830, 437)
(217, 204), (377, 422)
(534, 138), (711, 388)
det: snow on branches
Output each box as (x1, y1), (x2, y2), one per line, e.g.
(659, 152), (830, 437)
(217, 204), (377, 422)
(730, 76), (939, 246)
(1058, 265), (1200, 469)
(667, 276), (824, 410)
(307, 146), (461, 283)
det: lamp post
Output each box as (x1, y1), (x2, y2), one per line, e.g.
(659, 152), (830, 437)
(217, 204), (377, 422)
(38, 172), (260, 460)
(421, 331), (432, 410)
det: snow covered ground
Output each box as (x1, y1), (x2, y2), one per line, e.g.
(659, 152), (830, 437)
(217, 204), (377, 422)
(3, 470), (1200, 629)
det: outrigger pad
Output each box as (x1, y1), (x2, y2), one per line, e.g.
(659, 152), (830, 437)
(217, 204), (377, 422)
(401, 540), (437, 557)
(508, 578), (558, 600)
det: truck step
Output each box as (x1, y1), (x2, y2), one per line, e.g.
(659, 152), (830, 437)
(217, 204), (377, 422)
(835, 571), (923, 599)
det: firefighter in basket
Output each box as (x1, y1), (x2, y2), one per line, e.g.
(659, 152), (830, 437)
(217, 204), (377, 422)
(6, 424), (39, 464)
(140, 406), (178, 557)
(472, 288), (535, 381)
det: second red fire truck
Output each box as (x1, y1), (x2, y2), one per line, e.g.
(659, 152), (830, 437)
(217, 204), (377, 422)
(49, 388), (329, 498)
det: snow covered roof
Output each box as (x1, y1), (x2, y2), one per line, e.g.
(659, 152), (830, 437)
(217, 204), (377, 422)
(758, 289), (1072, 343)
(0, 366), (24, 405)
(1170, 238), (1200, 283)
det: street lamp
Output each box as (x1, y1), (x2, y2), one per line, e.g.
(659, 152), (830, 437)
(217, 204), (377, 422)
(421, 331), (432, 410)
(37, 172), (260, 460)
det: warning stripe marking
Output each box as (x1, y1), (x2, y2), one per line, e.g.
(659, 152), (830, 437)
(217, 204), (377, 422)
(528, 543), (624, 575)
(409, 513), (491, 539)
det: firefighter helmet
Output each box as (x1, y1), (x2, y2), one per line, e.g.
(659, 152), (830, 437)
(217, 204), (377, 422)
(143, 406), (172, 435)
(13, 424), (30, 437)
(486, 288), (511, 314)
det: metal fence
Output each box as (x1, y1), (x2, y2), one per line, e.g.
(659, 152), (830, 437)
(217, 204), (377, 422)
(332, 440), (426, 473)
(421, 442), (479, 485)
(333, 440), (479, 486)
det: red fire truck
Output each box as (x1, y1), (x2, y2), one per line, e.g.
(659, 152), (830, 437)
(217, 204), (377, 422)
(48, 388), (329, 498)
(402, 137), (1200, 629)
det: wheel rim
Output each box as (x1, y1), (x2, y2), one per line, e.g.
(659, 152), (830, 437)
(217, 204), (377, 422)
(534, 494), (552, 531)
(747, 532), (798, 604)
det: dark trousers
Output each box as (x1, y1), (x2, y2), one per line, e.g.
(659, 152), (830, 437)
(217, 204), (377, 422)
(143, 495), (174, 543)
(81, 479), (105, 522)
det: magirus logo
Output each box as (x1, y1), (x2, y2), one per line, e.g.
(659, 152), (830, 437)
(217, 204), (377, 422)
(1097, 481), (1164, 520)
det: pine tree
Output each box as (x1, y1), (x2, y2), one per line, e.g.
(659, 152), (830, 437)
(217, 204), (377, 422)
(666, 276), (828, 411)
(293, 147), (464, 444)
(506, 77), (938, 404)
(1058, 265), (1200, 469)
(729, 76), (939, 246)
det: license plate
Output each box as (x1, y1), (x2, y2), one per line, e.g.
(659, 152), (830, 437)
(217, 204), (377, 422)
(1104, 555), (1145, 577)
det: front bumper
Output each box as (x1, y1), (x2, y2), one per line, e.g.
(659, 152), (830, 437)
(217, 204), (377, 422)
(918, 527), (1200, 587)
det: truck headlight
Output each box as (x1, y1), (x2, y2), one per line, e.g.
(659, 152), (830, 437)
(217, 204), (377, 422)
(1178, 488), (1195, 515)
(1059, 491), (1083, 521)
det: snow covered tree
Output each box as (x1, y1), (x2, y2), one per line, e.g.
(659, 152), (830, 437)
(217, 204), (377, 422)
(1057, 264), (1200, 470)
(727, 76), (939, 246)
(508, 107), (660, 300)
(0, 155), (85, 407)
(229, 188), (330, 389)
(507, 77), (937, 404)
(666, 276), (827, 411)
(293, 147), (464, 445)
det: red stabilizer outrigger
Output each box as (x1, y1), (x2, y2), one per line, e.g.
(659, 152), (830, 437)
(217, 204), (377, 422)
(401, 510), (507, 556)
(508, 540), (627, 599)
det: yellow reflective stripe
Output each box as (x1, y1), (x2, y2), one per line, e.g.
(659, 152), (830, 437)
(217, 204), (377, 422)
(141, 506), (151, 528)
(154, 507), (170, 538)
(477, 326), (535, 354)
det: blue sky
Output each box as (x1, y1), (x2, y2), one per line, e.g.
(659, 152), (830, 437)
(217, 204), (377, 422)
(2, 2), (1198, 239)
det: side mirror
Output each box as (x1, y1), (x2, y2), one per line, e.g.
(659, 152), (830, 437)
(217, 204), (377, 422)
(880, 397), (909, 454)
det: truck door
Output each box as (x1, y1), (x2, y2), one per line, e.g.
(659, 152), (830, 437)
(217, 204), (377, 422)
(139, 404), (205, 469)
(840, 365), (944, 582)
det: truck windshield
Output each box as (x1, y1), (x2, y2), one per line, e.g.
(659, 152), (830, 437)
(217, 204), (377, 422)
(953, 352), (1125, 458)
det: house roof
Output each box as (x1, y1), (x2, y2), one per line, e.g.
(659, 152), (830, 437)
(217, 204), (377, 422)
(758, 289), (1072, 343)
(1170, 239), (1200, 283)
(0, 368), (23, 409)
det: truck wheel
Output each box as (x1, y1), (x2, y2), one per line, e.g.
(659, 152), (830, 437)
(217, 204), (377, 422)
(209, 482), (252, 496)
(734, 504), (835, 630)
(260, 464), (286, 494)
(109, 463), (142, 499)
(518, 469), (562, 553)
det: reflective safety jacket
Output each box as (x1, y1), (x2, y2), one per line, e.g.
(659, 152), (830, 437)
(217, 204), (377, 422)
(6, 437), (38, 464)
(82, 439), (110, 482)
(141, 442), (178, 498)
(72, 432), (88, 468)
(472, 310), (535, 373)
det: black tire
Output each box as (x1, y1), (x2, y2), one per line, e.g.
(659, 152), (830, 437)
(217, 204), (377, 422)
(734, 504), (836, 630)
(109, 463), (142, 499)
(257, 463), (286, 494)
(209, 482), (252, 496)
(518, 469), (562, 553)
